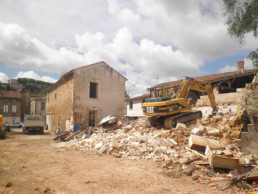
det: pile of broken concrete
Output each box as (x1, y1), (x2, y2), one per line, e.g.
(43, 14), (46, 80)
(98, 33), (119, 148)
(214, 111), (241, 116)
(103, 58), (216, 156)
(65, 112), (257, 191)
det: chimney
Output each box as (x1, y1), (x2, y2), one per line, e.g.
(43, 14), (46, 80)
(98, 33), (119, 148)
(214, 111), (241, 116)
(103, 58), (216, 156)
(238, 61), (244, 74)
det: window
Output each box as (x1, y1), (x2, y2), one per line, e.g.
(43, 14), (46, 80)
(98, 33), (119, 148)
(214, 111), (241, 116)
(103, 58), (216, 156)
(89, 110), (96, 127)
(89, 82), (98, 98)
(3, 105), (8, 112)
(129, 101), (133, 109)
(41, 102), (45, 110)
(12, 105), (17, 113)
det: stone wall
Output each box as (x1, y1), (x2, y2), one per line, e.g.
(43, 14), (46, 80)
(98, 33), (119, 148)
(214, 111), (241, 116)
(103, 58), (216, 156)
(46, 78), (74, 132)
(30, 99), (46, 115)
(196, 89), (243, 107)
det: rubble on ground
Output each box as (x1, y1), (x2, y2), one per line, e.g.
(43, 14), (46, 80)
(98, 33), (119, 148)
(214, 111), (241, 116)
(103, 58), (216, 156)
(53, 110), (257, 191)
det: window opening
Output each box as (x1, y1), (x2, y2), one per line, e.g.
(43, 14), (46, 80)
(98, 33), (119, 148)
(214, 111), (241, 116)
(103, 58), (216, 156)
(41, 102), (45, 110)
(90, 82), (97, 98)
(89, 111), (96, 127)
(129, 101), (133, 109)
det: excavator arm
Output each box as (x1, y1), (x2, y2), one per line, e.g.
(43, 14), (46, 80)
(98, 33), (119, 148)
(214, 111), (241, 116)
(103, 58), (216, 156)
(175, 78), (217, 111)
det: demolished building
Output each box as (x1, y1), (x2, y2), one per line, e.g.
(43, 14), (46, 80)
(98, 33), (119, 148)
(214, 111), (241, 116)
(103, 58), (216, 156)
(46, 61), (127, 132)
(127, 61), (257, 118)
(148, 61), (257, 97)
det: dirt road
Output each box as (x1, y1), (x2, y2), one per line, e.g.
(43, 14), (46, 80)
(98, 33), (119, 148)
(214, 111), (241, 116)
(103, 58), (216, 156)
(0, 130), (229, 194)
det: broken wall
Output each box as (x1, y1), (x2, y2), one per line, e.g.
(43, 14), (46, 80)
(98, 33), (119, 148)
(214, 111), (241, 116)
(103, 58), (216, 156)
(196, 89), (243, 107)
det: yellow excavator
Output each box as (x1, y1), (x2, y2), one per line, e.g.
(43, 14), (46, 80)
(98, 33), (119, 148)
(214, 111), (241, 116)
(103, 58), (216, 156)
(0, 115), (6, 138)
(142, 78), (217, 128)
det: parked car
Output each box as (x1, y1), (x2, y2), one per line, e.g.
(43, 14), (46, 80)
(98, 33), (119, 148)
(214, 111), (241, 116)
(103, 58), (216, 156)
(5, 122), (24, 129)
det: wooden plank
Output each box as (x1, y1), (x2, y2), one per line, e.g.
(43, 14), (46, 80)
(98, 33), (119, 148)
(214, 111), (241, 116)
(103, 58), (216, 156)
(64, 130), (82, 141)
(185, 146), (206, 158)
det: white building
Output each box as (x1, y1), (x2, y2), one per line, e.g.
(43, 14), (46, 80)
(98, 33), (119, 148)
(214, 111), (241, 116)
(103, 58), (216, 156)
(126, 94), (149, 119)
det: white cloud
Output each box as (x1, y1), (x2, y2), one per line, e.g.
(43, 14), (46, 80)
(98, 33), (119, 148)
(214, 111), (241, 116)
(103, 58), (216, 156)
(75, 27), (201, 96)
(108, 0), (140, 29)
(134, 0), (251, 60)
(243, 58), (256, 70)
(0, 22), (86, 73)
(0, 21), (202, 96)
(0, 72), (8, 83)
(218, 65), (237, 73)
(218, 58), (255, 73)
(15, 71), (57, 83)
(0, 0), (120, 46)
(0, 0), (258, 97)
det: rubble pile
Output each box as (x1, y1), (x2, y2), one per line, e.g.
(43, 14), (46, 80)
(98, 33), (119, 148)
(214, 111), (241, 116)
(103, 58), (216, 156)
(74, 117), (179, 161)
(55, 111), (257, 191)
(72, 113), (244, 161)
(68, 114), (244, 167)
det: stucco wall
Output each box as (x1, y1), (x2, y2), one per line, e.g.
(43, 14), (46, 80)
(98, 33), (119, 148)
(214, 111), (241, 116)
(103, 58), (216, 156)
(126, 99), (144, 117)
(73, 62), (126, 128)
(46, 78), (74, 132)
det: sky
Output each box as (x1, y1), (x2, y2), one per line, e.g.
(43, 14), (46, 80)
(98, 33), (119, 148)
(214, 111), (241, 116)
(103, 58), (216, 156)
(0, 0), (257, 97)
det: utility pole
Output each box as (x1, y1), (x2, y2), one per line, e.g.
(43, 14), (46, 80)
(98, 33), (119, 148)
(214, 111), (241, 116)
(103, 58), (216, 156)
(156, 74), (159, 84)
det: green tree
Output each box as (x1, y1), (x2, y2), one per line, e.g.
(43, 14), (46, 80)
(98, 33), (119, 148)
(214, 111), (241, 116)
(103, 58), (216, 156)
(223, 0), (258, 67)
(248, 48), (258, 67)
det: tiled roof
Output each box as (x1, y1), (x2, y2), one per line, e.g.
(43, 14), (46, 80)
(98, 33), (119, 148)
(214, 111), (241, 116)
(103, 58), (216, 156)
(148, 68), (258, 89)
(129, 94), (149, 101)
(0, 90), (21, 98)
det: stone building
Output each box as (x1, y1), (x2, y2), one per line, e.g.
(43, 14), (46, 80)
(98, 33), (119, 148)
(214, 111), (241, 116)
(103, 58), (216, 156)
(29, 94), (47, 124)
(46, 61), (127, 132)
(30, 94), (46, 116)
(0, 90), (21, 124)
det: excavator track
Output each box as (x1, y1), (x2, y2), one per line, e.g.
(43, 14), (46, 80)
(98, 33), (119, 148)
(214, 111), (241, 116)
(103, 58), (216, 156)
(164, 110), (202, 128)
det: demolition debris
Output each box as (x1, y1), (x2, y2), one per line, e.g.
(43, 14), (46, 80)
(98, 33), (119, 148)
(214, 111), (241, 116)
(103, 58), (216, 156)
(53, 111), (257, 191)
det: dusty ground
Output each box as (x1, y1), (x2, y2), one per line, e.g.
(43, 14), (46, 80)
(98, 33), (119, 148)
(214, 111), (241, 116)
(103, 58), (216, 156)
(0, 129), (235, 194)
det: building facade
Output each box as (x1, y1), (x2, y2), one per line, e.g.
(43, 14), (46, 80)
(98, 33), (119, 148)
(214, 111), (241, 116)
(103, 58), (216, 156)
(126, 94), (149, 119)
(30, 94), (46, 115)
(0, 90), (21, 124)
(46, 61), (127, 132)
